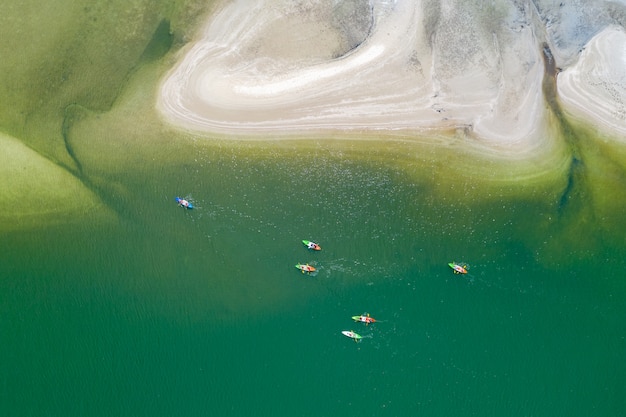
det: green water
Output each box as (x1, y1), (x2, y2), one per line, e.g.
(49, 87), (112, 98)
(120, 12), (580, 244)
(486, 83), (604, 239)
(1, 140), (625, 416)
(1, 0), (625, 415)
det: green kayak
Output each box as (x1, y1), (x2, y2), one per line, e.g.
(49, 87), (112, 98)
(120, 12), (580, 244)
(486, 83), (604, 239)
(341, 330), (362, 342)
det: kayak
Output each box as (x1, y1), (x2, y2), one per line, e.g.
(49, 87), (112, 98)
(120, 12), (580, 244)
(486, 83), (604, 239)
(341, 330), (363, 342)
(352, 314), (376, 325)
(302, 240), (321, 251)
(448, 262), (468, 274)
(295, 263), (316, 273)
(175, 197), (193, 209)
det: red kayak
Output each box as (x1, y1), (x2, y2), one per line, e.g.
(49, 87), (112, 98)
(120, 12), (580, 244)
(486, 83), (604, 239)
(352, 314), (376, 325)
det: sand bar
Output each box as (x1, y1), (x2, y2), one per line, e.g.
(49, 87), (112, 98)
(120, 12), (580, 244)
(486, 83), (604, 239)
(557, 26), (626, 137)
(158, 0), (625, 153)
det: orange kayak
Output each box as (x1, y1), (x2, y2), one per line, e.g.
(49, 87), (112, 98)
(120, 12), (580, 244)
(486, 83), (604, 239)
(302, 240), (321, 250)
(448, 262), (468, 274)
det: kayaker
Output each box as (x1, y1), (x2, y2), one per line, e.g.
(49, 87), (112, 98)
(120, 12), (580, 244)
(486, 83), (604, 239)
(307, 242), (316, 249)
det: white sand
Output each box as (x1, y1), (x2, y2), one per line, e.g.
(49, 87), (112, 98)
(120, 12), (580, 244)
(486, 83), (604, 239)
(158, 0), (625, 153)
(557, 26), (626, 137)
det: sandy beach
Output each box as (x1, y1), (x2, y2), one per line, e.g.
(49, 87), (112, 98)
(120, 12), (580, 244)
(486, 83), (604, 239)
(158, 0), (626, 151)
(557, 26), (626, 137)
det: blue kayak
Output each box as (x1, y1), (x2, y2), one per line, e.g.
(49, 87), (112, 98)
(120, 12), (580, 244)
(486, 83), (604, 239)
(175, 197), (193, 209)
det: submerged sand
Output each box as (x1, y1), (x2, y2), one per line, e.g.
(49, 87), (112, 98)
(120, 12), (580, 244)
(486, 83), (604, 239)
(0, 132), (113, 230)
(158, 0), (626, 152)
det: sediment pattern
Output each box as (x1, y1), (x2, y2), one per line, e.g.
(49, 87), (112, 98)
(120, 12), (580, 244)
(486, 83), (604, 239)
(159, 0), (626, 153)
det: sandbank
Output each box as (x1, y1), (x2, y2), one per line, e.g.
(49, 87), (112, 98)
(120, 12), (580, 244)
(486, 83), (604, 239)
(157, 0), (623, 156)
(557, 26), (626, 138)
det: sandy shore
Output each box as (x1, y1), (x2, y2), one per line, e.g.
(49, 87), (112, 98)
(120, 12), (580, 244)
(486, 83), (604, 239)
(158, 0), (626, 152)
(557, 26), (626, 137)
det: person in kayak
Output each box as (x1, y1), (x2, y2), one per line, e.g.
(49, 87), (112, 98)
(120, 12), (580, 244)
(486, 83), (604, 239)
(302, 240), (321, 250)
(296, 263), (316, 274)
(353, 314), (376, 325)
(175, 196), (194, 209)
(449, 262), (468, 274)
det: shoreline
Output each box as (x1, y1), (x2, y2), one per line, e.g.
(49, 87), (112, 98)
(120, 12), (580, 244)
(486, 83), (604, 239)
(157, 0), (626, 152)
(556, 26), (626, 138)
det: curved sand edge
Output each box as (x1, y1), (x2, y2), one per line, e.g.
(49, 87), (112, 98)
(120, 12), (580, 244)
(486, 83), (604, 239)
(157, 0), (624, 156)
(557, 26), (626, 138)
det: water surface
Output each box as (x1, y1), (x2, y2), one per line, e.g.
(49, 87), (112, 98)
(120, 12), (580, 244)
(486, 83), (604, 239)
(1, 141), (624, 416)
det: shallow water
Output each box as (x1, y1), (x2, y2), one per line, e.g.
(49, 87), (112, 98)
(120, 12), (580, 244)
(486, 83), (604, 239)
(2, 0), (626, 415)
(1, 138), (624, 416)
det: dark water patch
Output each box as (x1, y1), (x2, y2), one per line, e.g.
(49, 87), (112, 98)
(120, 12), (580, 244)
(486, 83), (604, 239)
(557, 156), (581, 213)
(541, 43), (591, 221)
(140, 20), (174, 63)
(59, 103), (126, 220)
(541, 43), (560, 116)
(61, 104), (84, 176)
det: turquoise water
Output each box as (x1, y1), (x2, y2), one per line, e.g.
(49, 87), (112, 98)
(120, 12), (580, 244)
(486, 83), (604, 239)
(1, 143), (624, 416)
